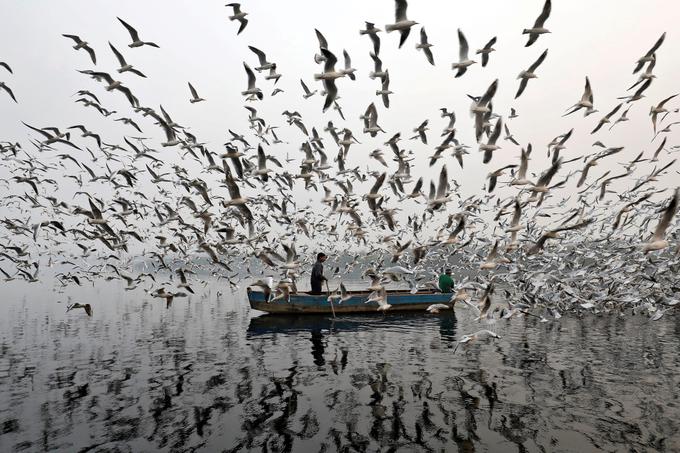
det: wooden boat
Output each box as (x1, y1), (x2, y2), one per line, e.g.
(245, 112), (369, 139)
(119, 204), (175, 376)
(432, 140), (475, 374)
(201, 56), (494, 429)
(247, 287), (453, 314)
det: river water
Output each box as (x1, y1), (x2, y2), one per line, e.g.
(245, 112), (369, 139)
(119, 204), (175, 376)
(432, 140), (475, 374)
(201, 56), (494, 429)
(1, 279), (679, 452)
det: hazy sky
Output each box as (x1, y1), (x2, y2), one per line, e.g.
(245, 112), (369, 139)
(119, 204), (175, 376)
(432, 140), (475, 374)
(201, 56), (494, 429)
(1, 0), (679, 210)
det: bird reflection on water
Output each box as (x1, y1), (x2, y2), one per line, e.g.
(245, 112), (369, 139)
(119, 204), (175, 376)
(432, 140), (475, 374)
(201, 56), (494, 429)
(1, 288), (679, 452)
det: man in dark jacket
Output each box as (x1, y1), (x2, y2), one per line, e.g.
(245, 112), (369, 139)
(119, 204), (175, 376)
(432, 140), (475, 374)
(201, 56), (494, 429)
(310, 252), (327, 294)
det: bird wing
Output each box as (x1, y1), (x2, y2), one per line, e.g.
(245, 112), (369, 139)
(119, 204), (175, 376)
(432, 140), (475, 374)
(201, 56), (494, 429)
(528, 49), (548, 72)
(188, 82), (199, 99)
(457, 29), (469, 60)
(243, 63), (256, 89)
(108, 42), (127, 66)
(653, 189), (679, 240)
(117, 17), (141, 42)
(534, 0), (552, 27)
(1, 83), (17, 102)
(321, 48), (337, 72)
(395, 0), (408, 21)
(315, 28), (328, 49)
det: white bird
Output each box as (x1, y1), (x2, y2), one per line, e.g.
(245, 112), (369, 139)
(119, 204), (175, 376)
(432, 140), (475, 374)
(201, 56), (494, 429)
(385, 0), (418, 48)
(515, 49), (547, 99)
(426, 303), (451, 314)
(632, 32), (665, 74)
(248, 46), (275, 72)
(62, 34), (97, 64)
(108, 42), (146, 77)
(314, 48), (345, 112)
(225, 3), (248, 35)
(643, 188), (678, 252)
(523, 0), (552, 47)
(365, 287), (391, 311)
(300, 79), (316, 99)
(117, 17), (160, 48)
(564, 76), (594, 116)
(241, 63), (263, 100)
(452, 29), (476, 77)
(188, 82), (205, 103)
(416, 27), (434, 65)
(376, 70), (392, 108)
(476, 36), (497, 67)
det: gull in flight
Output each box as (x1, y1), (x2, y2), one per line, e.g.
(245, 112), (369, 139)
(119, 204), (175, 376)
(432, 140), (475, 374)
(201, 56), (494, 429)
(523, 0), (551, 47)
(564, 76), (594, 116)
(515, 49), (547, 99)
(643, 188), (678, 253)
(188, 82), (205, 103)
(591, 103), (622, 134)
(117, 17), (160, 48)
(480, 117), (503, 164)
(248, 46), (275, 72)
(62, 34), (97, 64)
(359, 22), (381, 55)
(226, 3), (248, 35)
(314, 48), (345, 112)
(108, 42), (146, 77)
(650, 94), (678, 133)
(300, 79), (316, 99)
(632, 32), (665, 74)
(365, 287), (391, 311)
(241, 63), (263, 100)
(452, 29), (476, 77)
(376, 70), (392, 108)
(454, 330), (500, 353)
(385, 0), (418, 48)
(476, 37), (497, 67)
(341, 50), (356, 80)
(416, 27), (434, 65)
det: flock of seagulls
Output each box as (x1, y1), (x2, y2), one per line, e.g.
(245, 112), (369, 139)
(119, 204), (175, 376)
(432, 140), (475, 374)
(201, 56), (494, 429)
(1, 1), (679, 348)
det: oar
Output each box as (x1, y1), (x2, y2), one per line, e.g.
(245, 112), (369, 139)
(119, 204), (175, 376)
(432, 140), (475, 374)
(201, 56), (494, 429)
(325, 280), (336, 319)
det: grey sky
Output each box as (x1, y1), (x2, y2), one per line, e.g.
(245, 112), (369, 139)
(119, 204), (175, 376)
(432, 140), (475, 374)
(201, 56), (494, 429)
(0, 0), (678, 228)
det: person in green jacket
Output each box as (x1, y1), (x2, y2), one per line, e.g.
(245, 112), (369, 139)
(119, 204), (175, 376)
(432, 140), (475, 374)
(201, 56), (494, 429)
(438, 269), (455, 293)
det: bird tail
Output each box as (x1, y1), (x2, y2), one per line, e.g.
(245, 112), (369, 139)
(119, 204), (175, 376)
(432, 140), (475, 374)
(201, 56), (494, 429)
(385, 24), (397, 33)
(522, 29), (531, 34)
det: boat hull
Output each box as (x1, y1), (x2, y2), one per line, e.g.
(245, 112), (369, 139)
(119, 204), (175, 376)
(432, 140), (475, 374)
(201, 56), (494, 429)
(247, 287), (453, 314)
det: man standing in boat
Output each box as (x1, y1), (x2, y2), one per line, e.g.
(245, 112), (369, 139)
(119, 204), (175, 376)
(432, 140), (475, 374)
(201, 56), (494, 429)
(438, 269), (454, 293)
(310, 252), (328, 294)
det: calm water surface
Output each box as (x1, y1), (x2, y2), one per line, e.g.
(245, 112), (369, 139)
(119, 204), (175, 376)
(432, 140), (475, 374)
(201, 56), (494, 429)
(1, 279), (679, 452)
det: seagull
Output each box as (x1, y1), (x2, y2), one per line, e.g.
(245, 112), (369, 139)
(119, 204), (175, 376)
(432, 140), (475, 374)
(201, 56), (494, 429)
(511, 144), (532, 185)
(650, 94), (678, 133)
(515, 49), (548, 99)
(503, 123), (520, 145)
(476, 37), (497, 67)
(248, 46), (275, 72)
(62, 34), (97, 64)
(188, 82), (205, 103)
(564, 76), (594, 116)
(452, 29), (476, 77)
(117, 17), (159, 48)
(376, 70), (392, 108)
(385, 0), (418, 48)
(523, 0), (552, 47)
(0, 82), (17, 103)
(365, 287), (391, 311)
(359, 22), (381, 55)
(426, 303), (452, 314)
(480, 117), (503, 164)
(643, 188), (678, 252)
(369, 52), (387, 81)
(416, 27), (434, 65)
(591, 103), (622, 134)
(618, 78), (652, 103)
(341, 50), (356, 80)
(108, 42), (146, 77)
(314, 48), (345, 112)
(300, 79), (316, 99)
(225, 3), (248, 35)
(628, 55), (656, 90)
(633, 32), (665, 74)
(78, 71), (138, 107)
(454, 329), (501, 353)
(241, 63), (263, 100)
(487, 164), (517, 192)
